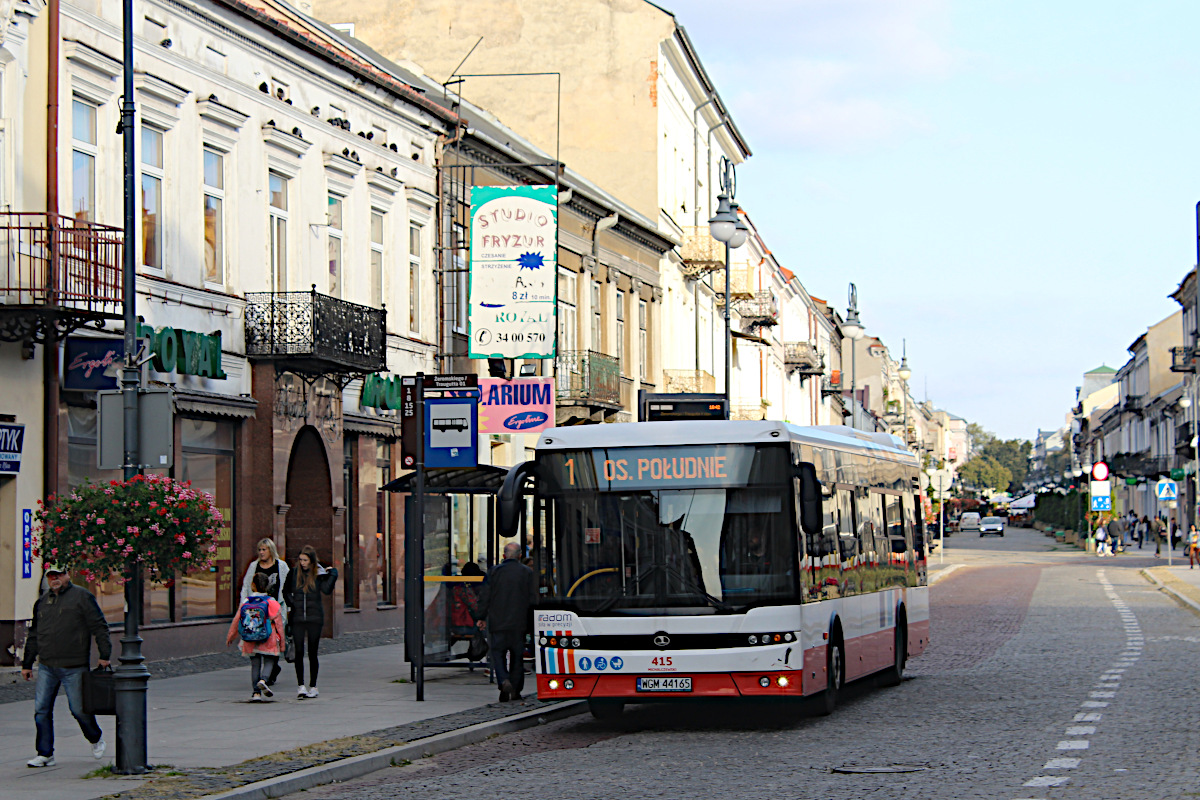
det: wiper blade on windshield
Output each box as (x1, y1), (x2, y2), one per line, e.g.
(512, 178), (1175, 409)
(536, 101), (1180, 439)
(636, 562), (735, 612)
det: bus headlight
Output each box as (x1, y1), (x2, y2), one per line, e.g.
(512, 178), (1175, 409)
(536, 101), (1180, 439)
(777, 676), (790, 688)
(539, 637), (548, 646)
(748, 635), (758, 645)
(571, 637), (581, 648)
(564, 679), (575, 690)
(548, 679), (560, 690)
(758, 676), (770, 688)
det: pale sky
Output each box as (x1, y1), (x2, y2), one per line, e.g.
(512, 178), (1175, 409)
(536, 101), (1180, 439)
(675, 0), (1196, 440)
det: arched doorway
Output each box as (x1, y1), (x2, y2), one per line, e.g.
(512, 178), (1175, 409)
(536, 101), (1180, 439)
(285, 426), (334, 635)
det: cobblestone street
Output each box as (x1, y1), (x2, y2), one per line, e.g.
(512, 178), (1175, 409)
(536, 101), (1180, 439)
(297, 529), (1200, 800)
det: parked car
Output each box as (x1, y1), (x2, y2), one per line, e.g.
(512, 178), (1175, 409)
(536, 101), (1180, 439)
(979, 516), (1005, 537)
(959, 512), (982, 531)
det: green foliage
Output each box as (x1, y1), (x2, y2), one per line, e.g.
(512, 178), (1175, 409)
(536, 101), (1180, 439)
(34, 474), (222, 584)
(960, 425), (1032, 493)
(1033, 490), (1087, 529)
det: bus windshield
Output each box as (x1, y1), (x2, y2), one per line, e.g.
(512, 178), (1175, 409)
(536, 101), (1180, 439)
(540, 445), (796, 613)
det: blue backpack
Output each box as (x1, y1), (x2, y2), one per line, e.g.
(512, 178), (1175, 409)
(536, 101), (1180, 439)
(237, 596), (273, 643)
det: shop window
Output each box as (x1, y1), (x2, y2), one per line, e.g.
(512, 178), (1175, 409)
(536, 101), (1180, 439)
(179, 418), (236, 619)
(376, 439), (393, 605)
(343, 437), (358, 608)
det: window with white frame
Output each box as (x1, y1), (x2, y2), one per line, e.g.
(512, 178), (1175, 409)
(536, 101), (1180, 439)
(557, 268), (577, 353)
(370, 210), (385, 307)
(615, 289), (625, 373)
(268, 172), (288, 292)
(141, 126), (164, 269)
(327, 194), (343, 297)
(202, 148), (224, 284)
(409, 225), (422, 334)
(451, 222), (467, 333)
(591, 280), (603, 353)
(639, 298), (648, 381)
(72, 99), (97, 222)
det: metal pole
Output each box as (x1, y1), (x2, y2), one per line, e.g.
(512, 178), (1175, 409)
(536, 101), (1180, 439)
(723, 242), (731, 419)
(850, 338), (857, 430)
(114, 0), (148, 775)
(414, 375), (426, 701)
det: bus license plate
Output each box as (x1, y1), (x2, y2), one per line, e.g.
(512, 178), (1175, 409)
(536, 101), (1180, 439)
(636, 677), (692, 693)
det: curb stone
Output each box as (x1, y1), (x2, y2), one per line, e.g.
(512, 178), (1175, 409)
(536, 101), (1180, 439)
(198, 700), (586, 800)
(1141, 567), (1200, 616)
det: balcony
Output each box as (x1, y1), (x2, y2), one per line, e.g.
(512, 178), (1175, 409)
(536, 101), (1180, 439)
(1122, 394), (1144, 415)
(555, 350), (621, 423)
(733, 290), (779, 328)
(712, 262), (754, 307)
(244, 289), (386, 385)
(677, 227), (725, 278)
(663, 369), (716, 394)
(1177, 422), (1195, 454)
(1110, 451), (1180, 477)
(0, 212), (123, 343)
(1172, 346), (1196, 373)
(820, 372), (843, 398)
(784, 342), (824, 376)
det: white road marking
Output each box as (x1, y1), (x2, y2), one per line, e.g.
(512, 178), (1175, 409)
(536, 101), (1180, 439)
(1089, 692), (1115, 698)
(1057, 740), (1090, 750)
(1024, 776), (1070, 787)
(1043, 758), (1081, 769)
(1082, 700), (1109, 708)
(1065, 726), (1096, 735)
(1074, 712), (1102, 722)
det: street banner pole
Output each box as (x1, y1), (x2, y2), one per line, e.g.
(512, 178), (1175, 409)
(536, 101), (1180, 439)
(414, 373), (426, 701)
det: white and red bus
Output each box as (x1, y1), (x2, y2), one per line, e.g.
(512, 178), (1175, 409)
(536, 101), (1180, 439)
(498, 420), (929, 719)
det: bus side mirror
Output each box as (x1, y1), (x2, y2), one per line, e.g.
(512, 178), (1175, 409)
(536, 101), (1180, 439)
(796, 462), (823, 537)
(497, 461), (537, 539)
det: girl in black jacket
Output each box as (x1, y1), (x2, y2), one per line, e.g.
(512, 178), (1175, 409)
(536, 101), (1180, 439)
(282, 545), (337, 698)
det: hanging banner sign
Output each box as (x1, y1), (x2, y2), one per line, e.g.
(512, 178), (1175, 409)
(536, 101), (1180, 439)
(467, 185), (557, 360)
(0, 423), (24, 474)
(22, 509), (32, 579)
(478, 378), (554, 433)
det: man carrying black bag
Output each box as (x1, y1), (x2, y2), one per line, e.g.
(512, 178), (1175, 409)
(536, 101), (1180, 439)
(20, 563), (111, 767)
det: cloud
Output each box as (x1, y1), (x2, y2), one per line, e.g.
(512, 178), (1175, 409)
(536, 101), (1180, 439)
(675, 0), (957, 150)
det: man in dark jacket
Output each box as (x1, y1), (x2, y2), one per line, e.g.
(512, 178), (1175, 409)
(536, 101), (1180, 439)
(477, 542), (538, 702)
(21, 564), (111, 767)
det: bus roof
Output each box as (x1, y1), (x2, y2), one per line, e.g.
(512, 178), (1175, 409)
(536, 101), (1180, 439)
(536, 421), (918, 463)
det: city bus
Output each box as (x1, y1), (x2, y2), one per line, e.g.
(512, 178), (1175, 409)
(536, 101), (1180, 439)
(497, 420), (929, 718)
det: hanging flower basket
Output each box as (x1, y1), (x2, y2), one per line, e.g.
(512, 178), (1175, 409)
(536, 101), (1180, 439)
(34, 474), (222, 584)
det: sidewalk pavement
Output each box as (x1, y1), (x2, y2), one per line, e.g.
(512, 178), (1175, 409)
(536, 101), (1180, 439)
(1143, 563), (1200, 614)
(0, 643), (560, 800)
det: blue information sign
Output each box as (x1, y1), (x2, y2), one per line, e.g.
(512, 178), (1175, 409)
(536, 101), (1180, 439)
(0, 423), (24, 474)
(21, 509), (32, 579)
(1091, 495), (1111, 512)
(424, 397), (478, 469)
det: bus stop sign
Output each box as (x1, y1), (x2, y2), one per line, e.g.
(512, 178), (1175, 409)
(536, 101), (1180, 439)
(424, 397), (478, 468)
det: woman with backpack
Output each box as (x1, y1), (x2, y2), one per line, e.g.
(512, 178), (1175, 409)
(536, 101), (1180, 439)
(240, 538), (289, 687)
(282, 545), (337, 699)
(226, 572), (286, 702)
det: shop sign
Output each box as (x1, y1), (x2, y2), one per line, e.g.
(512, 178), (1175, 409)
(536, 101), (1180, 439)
(64, 338), (123, 390)
(478, 378), (553, 433)
(135, 321), (227, 379)
(22, 509), (32, 579)
(467, 185), (557, 360)
(0, 423), (24, 474)
(360, 374), (404, 411)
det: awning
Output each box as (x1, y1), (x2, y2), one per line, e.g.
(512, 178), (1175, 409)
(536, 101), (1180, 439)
(382, 464), (509, 494)
(174, 389), (257, 419)
(1009, 493), (1037, 510)
(343, 412), (400, 438)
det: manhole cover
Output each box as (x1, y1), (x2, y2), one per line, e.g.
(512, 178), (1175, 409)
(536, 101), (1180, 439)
(832, 765), (929, 774)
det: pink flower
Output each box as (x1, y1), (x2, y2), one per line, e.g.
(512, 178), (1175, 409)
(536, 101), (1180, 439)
(182, 551), (192, 559)
(175, 534), (186, 545)
(123, 545), (134, 554)
(116, 538), (125, 546)
(127, 526), (138, 534)
(96, 518), (106, 525)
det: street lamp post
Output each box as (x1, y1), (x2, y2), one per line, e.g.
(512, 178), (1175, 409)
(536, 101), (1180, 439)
(1073, 465), (1084, 534)
(898, 340), (912, 446)
(842, 284), (865, 429)
(1180, 392), (1196, 543)
(707, 157), (747, 419)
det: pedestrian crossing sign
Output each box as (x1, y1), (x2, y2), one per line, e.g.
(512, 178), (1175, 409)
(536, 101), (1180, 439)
(1091, 495), (1111, 511)
(1156, 479), (1178, 501)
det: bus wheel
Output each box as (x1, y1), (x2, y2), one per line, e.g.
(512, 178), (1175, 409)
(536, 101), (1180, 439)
(819, 635), (844, 715)
(882, 614), (907, 687)
(588, 699), (625, 720)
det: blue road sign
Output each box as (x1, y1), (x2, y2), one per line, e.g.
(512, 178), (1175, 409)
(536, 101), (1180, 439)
(1156, 479), (1178, 501)
(424, 397), (478, 468)
(1091, 495), (1112, 511)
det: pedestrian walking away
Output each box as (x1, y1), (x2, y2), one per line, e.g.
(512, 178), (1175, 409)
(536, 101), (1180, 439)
(1188, 525), (1200, 569)
(20, 564), (111, 767)
(1095, 525), (1109, 557)
(227, 571), (287, 702)
(282, 545), (337, 698)
(240, 538), (289, 685)
(476, 542), (538, 702)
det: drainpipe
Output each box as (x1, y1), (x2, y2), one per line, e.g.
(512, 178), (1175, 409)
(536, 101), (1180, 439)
(691, 93), (716, 227)
(44, 0), (61, 500)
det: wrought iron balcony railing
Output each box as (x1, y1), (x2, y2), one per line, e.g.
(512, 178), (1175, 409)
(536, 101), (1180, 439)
(0, 212), (123, 342)
(663, 369), (716, 394)
(245, 289), (386, 382)
(1122, 394), (1144, 415)
(1171, 346), (1196, 373)
(555, 350), (621, 407)
(677, 227), (725, 278)
(1110, 451), (1180, 477)
(1177, 422), (1194, 454)
(733, 290), (779, 327)
(784, 342), (824, 374)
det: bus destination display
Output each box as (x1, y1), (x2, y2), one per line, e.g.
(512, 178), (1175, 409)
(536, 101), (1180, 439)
(547, 445), (756, 491)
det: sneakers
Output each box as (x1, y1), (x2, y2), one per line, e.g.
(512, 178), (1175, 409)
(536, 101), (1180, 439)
(27, 755), (55, 768)
(250, 692), (264, 702)
(297, 685), (308, 698)
(92, 739), (107, 759)
(256, 679), (273, 698)
(305, 686), (319, 698)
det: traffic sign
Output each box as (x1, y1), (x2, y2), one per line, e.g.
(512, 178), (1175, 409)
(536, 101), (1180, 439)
(424, 397), (478, 468)
(1156, 478), (1178, 501)
(1091, 462), (1109, 481)
(1091, 495), (1111, 512)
